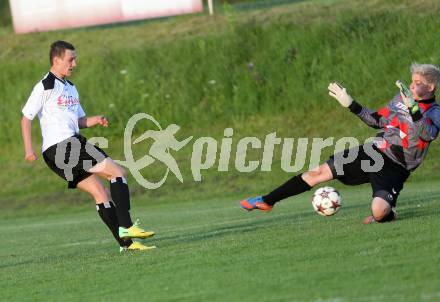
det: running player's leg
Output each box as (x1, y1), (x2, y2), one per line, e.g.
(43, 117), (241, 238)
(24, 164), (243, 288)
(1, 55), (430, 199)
(77, 174), (132, 248)
(89, 158), (132, 227)
(88, 157), (127, 180)
(88, 157), (154, 239)
(240, 163), (334, 211)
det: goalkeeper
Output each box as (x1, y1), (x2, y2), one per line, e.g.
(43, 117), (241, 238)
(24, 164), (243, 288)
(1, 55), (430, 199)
(240, 63), (440, 224)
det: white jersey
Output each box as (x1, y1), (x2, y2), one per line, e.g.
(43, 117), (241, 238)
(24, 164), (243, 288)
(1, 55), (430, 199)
(22, 72), (85, 152)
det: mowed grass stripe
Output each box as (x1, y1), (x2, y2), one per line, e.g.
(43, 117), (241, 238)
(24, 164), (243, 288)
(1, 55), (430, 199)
(1, 184), (439, 301)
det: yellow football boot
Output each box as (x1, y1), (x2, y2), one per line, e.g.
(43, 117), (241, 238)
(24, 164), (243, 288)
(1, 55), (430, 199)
(120, 241), (157, 252)
(118, 220), (155, 239)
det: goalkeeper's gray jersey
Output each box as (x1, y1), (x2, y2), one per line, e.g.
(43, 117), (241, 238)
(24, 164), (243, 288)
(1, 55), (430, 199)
(349, 94), (440, 171)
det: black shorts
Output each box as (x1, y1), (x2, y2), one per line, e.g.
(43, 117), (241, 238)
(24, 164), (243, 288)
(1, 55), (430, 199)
(326, 144), (410, 207)
(43, 135), (108, 189)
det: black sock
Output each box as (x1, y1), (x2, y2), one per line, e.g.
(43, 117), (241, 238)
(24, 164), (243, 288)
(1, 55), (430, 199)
(263, 174), (312, 205)
(109, 177), (133, 228)
(96, 202), (132, 247)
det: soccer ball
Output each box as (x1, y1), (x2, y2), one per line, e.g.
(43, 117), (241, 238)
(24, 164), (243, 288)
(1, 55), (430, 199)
(312, 186), (342, 216)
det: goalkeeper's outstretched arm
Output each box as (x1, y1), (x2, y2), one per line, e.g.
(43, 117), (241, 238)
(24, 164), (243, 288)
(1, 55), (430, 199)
(328, 82), (387, 129)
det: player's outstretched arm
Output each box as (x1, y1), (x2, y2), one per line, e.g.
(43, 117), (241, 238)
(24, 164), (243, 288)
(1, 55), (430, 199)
(328, 82), (353, 107)
(21, 116), (37, 162)
(78, 115), (108, 128)
(328, 81), (388, 129)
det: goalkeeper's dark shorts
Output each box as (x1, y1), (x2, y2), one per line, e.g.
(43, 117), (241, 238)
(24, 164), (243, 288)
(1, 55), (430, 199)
(326, 144), (410, 207)
(43, 134), (108, 189)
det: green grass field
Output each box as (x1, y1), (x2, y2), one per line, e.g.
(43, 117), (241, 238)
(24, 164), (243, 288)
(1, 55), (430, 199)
(1, 0), (440, 300)
(2, 0), (440, 211)
(1, 182), (440, 301)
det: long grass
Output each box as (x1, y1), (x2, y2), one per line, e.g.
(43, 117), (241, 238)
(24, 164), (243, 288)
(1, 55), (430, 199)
(1, 0), (440, 213)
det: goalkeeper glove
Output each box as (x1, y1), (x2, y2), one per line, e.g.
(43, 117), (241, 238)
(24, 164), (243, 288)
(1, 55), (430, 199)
(396, 80), (419, 113)
(328, 82), (353, 108)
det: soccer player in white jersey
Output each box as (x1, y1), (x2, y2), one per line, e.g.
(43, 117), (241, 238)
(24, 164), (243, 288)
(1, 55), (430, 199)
(21, 40), (155, 251)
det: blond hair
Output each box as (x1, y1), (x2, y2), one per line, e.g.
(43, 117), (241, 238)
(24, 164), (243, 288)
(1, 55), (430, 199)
(410, 62), (440, 88)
